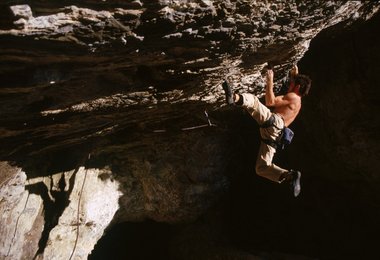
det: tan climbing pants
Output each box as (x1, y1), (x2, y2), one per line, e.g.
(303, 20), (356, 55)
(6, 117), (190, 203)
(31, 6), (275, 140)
(241, 93), (288, 183)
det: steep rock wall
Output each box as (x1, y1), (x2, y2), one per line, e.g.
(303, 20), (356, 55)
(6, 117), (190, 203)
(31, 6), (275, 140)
(1, 1), (379, 259)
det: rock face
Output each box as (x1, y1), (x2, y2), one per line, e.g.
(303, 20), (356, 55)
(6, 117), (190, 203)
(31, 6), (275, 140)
(0, 163), (120, 259)
(0, 162), (43, 260)
(0, 1), (380, 259)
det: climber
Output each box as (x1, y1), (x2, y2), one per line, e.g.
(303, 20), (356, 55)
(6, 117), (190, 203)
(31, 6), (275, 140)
(222, 64), (311, 197)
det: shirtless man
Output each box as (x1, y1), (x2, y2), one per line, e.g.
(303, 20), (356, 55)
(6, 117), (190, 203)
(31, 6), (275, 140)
(222, 65), (311, 197)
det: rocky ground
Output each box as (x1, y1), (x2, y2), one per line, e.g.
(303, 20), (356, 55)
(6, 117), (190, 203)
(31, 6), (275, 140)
(1, 1), (380, 259)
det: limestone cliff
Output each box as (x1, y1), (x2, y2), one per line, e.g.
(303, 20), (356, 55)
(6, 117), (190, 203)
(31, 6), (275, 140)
(1, 1), (379, 259)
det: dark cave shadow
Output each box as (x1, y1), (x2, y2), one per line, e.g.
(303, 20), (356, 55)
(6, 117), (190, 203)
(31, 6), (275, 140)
(88, 220), (175, 260)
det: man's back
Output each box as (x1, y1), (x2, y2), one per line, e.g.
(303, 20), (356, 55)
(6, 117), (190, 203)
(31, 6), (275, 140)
(272, 92), (301, 127)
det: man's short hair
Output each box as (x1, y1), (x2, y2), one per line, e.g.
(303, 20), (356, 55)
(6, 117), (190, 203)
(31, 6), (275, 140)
(295, 74), (312, 96)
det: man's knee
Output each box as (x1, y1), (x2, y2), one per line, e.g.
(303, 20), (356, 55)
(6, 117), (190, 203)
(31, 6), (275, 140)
(255, 163), (269, 177)
(241, 93), (257, 107)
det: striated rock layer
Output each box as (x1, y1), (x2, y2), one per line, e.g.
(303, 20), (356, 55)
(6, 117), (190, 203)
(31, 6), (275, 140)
(0, 1), (379, 259)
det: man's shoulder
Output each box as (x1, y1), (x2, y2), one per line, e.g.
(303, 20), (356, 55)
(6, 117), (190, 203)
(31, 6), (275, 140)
(284, 92), (301, 100)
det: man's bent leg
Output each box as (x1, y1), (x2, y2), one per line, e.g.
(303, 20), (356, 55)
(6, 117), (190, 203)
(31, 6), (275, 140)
(255, 142), (301, 197)
(240, 93), (272, 125)
(255, 142), (288, 183)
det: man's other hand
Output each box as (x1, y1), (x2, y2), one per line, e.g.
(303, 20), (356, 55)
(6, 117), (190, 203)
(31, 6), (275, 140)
(266, 69), (274, 83)
(290, 65), (298, 77)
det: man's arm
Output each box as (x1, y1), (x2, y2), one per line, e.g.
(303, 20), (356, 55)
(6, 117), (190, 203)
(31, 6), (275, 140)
(265, 69), (299, 108)
(265, 69), (276, 107)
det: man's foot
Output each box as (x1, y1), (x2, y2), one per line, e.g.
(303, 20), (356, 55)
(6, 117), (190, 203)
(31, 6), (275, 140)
(280, 170), (301, 197)
(222, 80), (234, 105)
(288, 170), (301, 197)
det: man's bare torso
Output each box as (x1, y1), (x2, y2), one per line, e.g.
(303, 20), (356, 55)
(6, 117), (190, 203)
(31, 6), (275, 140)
(273, 92), (301, 127)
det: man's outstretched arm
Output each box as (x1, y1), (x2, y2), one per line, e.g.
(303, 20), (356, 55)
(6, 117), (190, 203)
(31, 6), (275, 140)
(265, 69), (297, 108)
(265, 69), (277, 107)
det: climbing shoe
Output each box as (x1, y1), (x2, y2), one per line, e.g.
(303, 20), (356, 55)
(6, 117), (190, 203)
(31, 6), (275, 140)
(288, 170), (301, 197)
(222, 80), (234, 105)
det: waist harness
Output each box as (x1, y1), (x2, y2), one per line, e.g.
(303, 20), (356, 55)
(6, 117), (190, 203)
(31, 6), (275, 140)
(260, 114), (294, 150)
